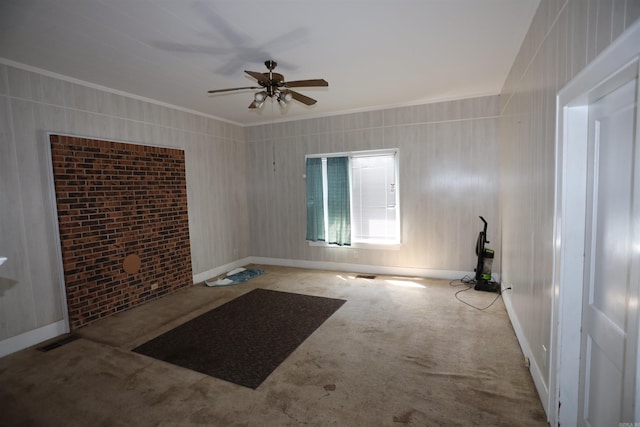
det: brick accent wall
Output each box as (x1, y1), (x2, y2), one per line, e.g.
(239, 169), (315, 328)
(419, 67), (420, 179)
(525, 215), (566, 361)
(50, 135), (193, 330)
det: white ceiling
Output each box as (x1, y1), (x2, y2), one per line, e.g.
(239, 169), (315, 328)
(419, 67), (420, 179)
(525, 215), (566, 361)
(0, 0), (539, 126)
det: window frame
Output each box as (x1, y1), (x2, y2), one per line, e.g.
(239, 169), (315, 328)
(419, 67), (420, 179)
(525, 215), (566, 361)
(305, 148), (401, 249)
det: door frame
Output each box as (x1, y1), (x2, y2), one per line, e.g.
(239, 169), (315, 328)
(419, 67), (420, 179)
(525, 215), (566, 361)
(551, 20), (640, 427)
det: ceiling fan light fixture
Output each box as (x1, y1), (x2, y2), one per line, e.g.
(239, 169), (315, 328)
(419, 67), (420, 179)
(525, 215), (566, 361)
(279, 90), (293, 103)
(254, 91), (267, 102)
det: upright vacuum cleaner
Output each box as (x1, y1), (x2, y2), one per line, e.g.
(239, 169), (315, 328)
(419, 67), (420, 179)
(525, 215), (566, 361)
(474, 216), (499, 292)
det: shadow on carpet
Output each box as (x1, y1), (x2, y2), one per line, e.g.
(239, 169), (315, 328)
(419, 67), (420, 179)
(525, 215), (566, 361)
(133, 288), (346, 389)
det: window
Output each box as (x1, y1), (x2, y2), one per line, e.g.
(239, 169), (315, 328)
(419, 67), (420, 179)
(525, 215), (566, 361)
(306, 149), (399, 246)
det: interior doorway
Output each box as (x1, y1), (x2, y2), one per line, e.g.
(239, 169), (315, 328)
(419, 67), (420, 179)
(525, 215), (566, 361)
(578, 71), (638, 426)
(552, 21), (640, 427)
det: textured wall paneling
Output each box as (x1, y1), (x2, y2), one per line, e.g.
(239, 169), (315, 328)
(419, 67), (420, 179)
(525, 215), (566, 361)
(498, 0), (640, 416)
(0, 62), (247, 349)
(245, 96), (501, 274)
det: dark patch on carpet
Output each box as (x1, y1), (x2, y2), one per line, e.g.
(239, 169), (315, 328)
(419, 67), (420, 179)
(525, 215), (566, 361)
(133, 288), (346, 389)
(37, 334), (79, 352)
(393, 409), (416, 424)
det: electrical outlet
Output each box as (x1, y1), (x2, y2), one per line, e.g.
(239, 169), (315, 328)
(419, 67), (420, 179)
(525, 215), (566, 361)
(150, 282), (159, 290)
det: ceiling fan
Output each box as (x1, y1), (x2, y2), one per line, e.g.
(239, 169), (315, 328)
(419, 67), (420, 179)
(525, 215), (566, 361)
(207, 60), (328, 109)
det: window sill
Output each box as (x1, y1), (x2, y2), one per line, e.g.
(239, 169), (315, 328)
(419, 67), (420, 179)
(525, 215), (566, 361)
(307, 241), (401, 251)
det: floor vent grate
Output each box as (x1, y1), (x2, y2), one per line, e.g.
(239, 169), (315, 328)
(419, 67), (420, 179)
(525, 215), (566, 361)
(37, 335), (79, 352)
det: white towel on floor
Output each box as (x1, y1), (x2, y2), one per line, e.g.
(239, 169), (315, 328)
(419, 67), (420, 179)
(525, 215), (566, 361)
(204, 278), (234, 287)
(226, 267), (246, 276)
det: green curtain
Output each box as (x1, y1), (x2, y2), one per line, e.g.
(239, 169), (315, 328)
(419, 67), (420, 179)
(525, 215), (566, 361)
(305, 157), (325, 242)
(327, 156), (351, 246)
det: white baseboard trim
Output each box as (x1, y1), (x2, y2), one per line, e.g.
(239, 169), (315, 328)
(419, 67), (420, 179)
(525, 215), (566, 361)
(248, 256), (473, 280)
(0, 259), (480, 358)
(192, 257), (253, 284)
(0, 320), (68, 358)
(1, 259), (252, 358)
(502, 288), (550, 419)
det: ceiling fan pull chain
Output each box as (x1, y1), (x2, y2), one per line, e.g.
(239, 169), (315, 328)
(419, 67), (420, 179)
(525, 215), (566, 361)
(271, 102), (276, 173)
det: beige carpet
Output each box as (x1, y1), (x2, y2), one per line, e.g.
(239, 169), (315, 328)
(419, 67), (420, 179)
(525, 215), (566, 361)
(0, 265), (547, 426)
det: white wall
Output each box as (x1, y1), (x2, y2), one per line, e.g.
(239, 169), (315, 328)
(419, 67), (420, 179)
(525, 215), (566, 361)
(0, 63), (250, 347)
(245, 96), (501, 274)
(499, 0), (640, 413)
(1, 61), (503, 355)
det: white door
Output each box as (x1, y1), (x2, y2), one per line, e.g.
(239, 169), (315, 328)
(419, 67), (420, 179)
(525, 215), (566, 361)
(578, 76), (640, 426)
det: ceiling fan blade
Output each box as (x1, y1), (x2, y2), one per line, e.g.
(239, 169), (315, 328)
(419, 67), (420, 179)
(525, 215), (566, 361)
(208, 86), (260, 94)
(285, 79), (328, 88)
(290, 90), (317, 106)
(245, 70), (270, 84)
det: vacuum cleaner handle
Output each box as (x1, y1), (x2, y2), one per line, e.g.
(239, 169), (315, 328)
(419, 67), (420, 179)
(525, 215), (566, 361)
(479, 216), (489, 244)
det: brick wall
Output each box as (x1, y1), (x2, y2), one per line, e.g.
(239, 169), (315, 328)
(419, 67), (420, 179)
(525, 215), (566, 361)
(50, 135), (193, 330)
